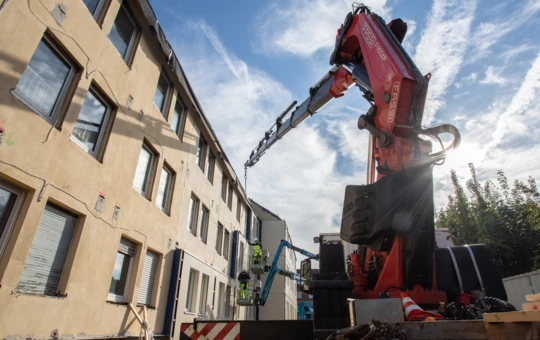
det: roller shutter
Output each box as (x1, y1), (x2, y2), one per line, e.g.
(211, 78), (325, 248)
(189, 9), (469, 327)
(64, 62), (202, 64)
(18, 204), (77, 295)
(138, 250), (158, 305)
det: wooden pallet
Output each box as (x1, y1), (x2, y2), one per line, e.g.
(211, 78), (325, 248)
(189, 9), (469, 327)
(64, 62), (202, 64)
(483, 310), (540, 340)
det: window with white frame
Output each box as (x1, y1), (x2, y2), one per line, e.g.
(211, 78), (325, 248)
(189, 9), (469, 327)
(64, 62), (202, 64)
(0, 180), (25, 259)
(108, 238), (136, 302)
(186, 195), (199, 235)
(133, 142), (157, 197)
(17, 203), (77, 296)
(196, 136), (208, 172)
(71, 85), (114, 158)
(198, 274), (209, 314)
(138, 249), (159, 306)
(206, 152), (215, 184)
(153, 70), (171, 116)
(13, 36), (78, 125)
(170, 99), (184, 139)
(185, 269), (199, 313)
(223, 230), (230, 260)
(156, 164), (174, 213)
(199, 205), (209, 244)
(108, 2), (139, 63)
(81, 0), (108, 21)
(215, 223), (223, 255)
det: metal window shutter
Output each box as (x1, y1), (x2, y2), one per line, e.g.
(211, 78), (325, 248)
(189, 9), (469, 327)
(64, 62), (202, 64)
(119, 238), (136, 257)
(138, 250), (158, 305)
(17, 204), (77, 295)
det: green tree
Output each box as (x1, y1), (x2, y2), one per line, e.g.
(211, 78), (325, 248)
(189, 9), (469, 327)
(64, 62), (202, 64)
(436, 164), (540, 277)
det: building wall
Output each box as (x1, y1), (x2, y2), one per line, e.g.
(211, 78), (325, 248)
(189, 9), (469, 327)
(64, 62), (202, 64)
(503, 270), (540, 309)
(0, 0), (256, 338)
(256, 219), (297, 320)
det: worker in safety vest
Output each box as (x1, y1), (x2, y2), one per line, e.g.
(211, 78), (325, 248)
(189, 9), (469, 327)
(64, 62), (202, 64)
(237, 271), (251, 300)
(249, 238), (263, 265)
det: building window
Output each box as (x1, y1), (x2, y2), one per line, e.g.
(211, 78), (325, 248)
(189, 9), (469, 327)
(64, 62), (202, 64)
(138, 249), (159, 306)
(13, 36), (78, 125)
(186, 195), (199, 235)
(223, 230), (230, 260)
(71, 85), (114, 158)
(215, 223), (223, 255)
(297, 291), (302, 299)
(238, 242), (244, 269)
(108, 238), (136, 302)
(206, 152), (215, 184)
(198, 274), (209, 314)
(227, 183), (233, 210)
(236, 199), (241, 222)
(82, 0), (108, 21)
(196, 136), (207, 172)
(0, 180), (25, 258)
(225, 285), (231, 318)
(171, 99), (184, 139)
(156, 164), (174, 213)
(185, 269), (198, 313)
(221, 176), (227, 202)
(17, 204), (77, 296)
(133, 141), (157, 198)
(199, 205), (209, 244)
(217, 282), (225, 316)
(153, 70), (171, 116)
(108, 2), (139, 63)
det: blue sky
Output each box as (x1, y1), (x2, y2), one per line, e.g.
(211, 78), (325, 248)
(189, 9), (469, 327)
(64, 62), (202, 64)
(150, 0), (540, 253)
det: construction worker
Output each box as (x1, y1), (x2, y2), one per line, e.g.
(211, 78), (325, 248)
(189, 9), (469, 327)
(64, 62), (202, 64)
(249, 238), (263, 266)
(237, 271), (251, 300)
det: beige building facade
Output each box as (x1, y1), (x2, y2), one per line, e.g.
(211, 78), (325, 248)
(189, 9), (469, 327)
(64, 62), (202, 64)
(0, 0), (256, 338)
(251, 201), (298, 321)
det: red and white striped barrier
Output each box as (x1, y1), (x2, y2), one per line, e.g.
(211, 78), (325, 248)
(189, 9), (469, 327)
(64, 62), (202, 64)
(181, 322), (240, 340)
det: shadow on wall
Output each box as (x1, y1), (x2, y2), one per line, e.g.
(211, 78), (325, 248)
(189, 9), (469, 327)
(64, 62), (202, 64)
(0, 49), (198, 158)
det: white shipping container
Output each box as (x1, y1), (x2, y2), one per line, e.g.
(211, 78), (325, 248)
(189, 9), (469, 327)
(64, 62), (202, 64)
(503, 270), (540, 309)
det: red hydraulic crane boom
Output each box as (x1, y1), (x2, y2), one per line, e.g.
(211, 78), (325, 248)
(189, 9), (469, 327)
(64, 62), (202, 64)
(245, 3), (460, 305)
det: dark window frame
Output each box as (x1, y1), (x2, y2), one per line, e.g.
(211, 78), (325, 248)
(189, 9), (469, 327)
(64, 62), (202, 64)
(133, 140), (159, 199)
(197, 136), (208, 172)
(70, 84), (115, 160)
(12, 33), (80, 126)
(171, 97), (186, 140)
(199, 205), (210, 244)
(215, 223), (223, 255)
(206, 152), (215, 184)
(108, 1), (141, 66)
(156, 162), (175, 214)
(187, 194), (200, 236)
(153, 70), (172, 117)
(221, 176), (227, 202)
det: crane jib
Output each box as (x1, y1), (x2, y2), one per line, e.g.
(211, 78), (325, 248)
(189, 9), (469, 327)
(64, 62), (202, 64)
(245, 64), (371, 168)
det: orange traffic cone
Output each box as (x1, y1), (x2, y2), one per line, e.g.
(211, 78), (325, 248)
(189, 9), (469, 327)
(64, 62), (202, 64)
(401, 292), (444, 321)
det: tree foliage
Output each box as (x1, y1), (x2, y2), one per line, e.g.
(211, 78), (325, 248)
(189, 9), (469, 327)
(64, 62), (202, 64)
(436, 163), (540, 278)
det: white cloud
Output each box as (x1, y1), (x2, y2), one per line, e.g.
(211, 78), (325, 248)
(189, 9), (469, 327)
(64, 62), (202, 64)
(413, 0), (477, 124)
(433, 53), (540, 210)
(468, 0), (540, 63)
(499, 44), (537, 62)
(402, 19), (417, 52)
(253, 0), (391, 57)
(479, 66), (507, 85)
(169, 19), (366, 254)
(454, 72), (478, 88)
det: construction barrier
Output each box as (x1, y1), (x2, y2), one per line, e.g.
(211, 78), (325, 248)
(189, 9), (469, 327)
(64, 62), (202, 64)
(180, 320), (313, 340)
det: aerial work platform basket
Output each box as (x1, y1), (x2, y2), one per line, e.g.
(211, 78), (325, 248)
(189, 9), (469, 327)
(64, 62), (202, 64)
(250, 250), (269, 274)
